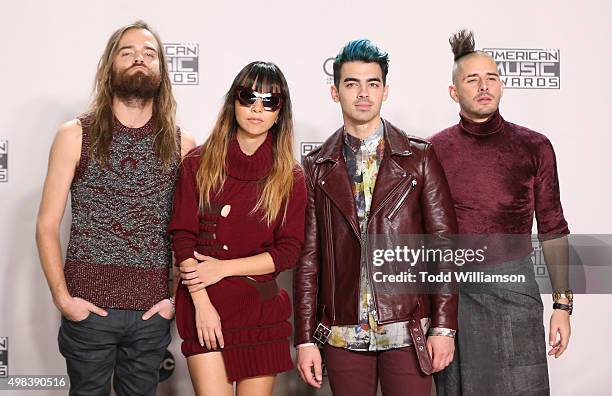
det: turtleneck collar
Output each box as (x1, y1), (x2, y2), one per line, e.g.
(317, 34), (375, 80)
(459, 109), (504, 137)
(113, 115), (155, 138)
(226, 132), (274, 181)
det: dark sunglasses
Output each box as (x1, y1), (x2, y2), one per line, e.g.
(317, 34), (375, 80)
(235, 86), (283, 111)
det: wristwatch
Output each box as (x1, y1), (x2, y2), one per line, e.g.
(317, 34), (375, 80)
(553, 302), (573, 315)
(552, 290), (573, 303)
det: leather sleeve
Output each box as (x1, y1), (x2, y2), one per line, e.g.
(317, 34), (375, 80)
(293, 155), (320, 345)
(420, 144), (459, 330)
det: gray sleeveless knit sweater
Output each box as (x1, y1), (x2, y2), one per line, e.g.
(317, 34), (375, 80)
(64, 114), (179, 310)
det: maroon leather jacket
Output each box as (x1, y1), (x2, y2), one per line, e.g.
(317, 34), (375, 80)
(294, 120), (458, 346)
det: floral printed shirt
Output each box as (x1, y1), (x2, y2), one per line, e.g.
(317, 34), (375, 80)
(327, 123), (422, 351)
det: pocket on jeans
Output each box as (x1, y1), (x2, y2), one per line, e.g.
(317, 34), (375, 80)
(154, 312), (174, 322)
(63, 312), (93, 324)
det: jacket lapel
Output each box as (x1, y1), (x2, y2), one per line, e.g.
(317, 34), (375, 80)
(314, 120), (414, 238)
(315, 128), (361, 240)
(369, 120), (413, 220)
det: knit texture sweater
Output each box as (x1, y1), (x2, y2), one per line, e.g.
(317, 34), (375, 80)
(430, 110), (569, 263)
(168, 132), (307, 381)
(64, 114), (179, 310)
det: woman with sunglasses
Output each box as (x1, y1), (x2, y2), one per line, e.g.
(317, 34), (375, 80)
(168, 61), (306, 395)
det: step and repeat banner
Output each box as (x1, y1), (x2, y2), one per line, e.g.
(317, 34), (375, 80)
(1, 0), (610, 395)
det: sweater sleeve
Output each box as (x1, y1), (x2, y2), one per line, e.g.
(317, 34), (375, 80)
(268, 168), (307, 274)
(534, 137), (570, 241)
(168, 152), (200, 265)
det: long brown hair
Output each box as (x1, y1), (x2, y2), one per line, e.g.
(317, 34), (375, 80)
(88, 21), (178, 167)
(196, 61), (296, 225)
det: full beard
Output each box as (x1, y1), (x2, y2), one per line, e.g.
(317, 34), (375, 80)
(111, 67), (161, 102)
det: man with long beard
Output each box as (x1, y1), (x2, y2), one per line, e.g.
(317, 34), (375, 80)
(430, 30), (571, 395)
(36, 21), (194, 395)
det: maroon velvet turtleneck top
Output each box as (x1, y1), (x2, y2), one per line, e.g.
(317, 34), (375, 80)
(430, 110), (569, 261)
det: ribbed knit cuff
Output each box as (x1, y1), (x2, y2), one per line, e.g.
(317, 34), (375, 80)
(174, 248), (196, 265)
(173, 232), (197, 265)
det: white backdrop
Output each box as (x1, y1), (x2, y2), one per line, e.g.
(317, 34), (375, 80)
(1, 1), (610, 395)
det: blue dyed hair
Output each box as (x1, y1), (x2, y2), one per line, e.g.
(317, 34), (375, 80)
(333, 39), (390, 87)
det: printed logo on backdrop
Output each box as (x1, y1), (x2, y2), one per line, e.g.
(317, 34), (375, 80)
(0, 140), (7, 183)
(164, 43), (199, 85)
(531, 236), (548, 278)
(482, 48), (560, 89)
(323, 57), (335, 85)
(301, 142), (322, 164)
(158, 349), (174, 382)
(0, 337), (7, 377)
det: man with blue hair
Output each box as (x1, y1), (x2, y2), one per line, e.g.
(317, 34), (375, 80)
(294, 39), (459, 395)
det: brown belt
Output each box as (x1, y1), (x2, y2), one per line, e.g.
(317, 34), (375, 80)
(313, 313), (433, 375)
(243, 277), (279, 301)
(408, 318), (434, 375)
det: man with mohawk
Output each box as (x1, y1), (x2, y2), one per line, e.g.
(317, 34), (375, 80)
(430, 30), (572, 395)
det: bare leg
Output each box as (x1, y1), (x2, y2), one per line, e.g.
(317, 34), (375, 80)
(236, 375), (276, 396)
(186, 352), (234, 396)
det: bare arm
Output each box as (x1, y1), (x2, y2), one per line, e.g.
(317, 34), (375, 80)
(35, 120), (106, 319)
(542, 236), (571, 358)
(180, 129), (196, 158)
(207, 252), (275, 277)
(36, 120), (81, 308)
(180, 252), (277, 292)
(178, 257), (225, 350)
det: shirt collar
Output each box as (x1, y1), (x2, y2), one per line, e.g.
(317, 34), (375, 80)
(343, 122), (384, 154)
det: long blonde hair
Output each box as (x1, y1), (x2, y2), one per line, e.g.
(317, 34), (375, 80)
(196, 61), (296, 225)
(89, 21), (178, 168)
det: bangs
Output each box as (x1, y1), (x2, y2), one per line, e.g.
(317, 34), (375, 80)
(239, 63), (284, 94)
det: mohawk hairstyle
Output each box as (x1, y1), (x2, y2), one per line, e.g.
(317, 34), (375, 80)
(449, 29), (476, 61)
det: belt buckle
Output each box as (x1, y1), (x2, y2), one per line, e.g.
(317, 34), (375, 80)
(313, 322), (331, 345)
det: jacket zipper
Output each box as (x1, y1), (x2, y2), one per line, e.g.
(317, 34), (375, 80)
(325, 197), (336, 323)
(386, 179), (417, 220)
(365, 172), (414, 325)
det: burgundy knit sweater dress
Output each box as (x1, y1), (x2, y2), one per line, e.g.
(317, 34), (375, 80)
(168, 132), (307, 381)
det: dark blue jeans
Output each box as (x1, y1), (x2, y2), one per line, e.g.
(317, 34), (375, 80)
(58, 309), (171, 396)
